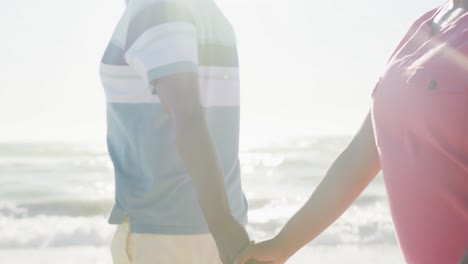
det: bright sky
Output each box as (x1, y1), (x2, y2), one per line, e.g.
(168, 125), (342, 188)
(0, 0), (443, 143)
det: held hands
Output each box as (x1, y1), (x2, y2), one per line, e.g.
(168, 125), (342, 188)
(212, 218), (267, 264)
(235, 238), (290, 264)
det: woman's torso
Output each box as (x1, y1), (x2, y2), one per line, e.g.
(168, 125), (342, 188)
(371, 4), (468, 263)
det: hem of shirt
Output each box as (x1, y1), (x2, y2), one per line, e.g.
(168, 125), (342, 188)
(107, 203), (128, 224)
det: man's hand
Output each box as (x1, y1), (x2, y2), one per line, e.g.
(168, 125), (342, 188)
(212, 218), (251, 263)
(213, 219), (271, 264)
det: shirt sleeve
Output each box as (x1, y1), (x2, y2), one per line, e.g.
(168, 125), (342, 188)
(124, 20), (198, 85)
(373, 7), (442, 98)
(387, 7), (441, 62)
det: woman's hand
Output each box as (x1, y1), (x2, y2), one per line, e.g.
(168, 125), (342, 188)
(235, 238), (290, 264)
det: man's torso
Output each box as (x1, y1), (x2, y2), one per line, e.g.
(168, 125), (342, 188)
(100, 0), (248, 235)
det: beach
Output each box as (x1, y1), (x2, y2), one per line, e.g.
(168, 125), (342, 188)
(0, 136), (404, 263)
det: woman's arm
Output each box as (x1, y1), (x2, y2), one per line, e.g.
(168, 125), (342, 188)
(236, 111), (381, 264)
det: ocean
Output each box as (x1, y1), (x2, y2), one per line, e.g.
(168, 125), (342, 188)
(0, 136), (404, 263)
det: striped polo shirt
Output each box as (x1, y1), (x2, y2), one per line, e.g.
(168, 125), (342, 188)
(100, 0), (248, 234)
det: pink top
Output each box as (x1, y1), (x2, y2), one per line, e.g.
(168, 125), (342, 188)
(372, 6), (468, 264)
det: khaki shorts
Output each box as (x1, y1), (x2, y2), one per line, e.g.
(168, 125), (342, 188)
(110, 219), (222, 264)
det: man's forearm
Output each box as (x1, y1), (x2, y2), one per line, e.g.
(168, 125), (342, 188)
(171, 111), (261, 263)
(172, 111), (235, 231)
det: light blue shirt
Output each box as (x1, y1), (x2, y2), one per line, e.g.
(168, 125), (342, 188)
(99, 0), (248, 234)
